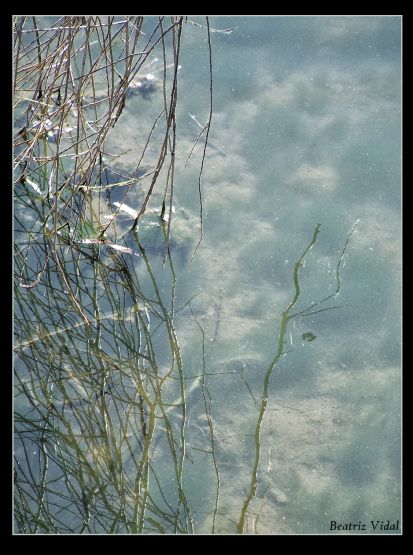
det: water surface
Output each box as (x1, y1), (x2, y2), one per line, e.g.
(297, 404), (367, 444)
(14, 16), (401, 535)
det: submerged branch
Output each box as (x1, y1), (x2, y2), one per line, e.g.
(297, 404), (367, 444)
(190, 17), (213, 265)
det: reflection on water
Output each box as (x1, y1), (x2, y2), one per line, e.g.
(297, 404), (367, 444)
(14, 16), (401, 534)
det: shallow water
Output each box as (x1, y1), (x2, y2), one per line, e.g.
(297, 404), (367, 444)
(14, 16), (401, 534)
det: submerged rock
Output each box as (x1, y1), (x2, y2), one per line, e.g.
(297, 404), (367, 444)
(115, 204), (201, 262)
(126, 74), (158, 100)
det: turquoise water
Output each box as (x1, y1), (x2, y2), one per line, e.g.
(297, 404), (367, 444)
(14, 16), (401, 534)
(168, 15), (401, 534)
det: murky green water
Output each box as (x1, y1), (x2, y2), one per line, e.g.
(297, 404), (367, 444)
(14, 16), (401, 534)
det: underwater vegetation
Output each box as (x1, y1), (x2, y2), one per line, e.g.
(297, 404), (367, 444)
(14, 16), (400, 535)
